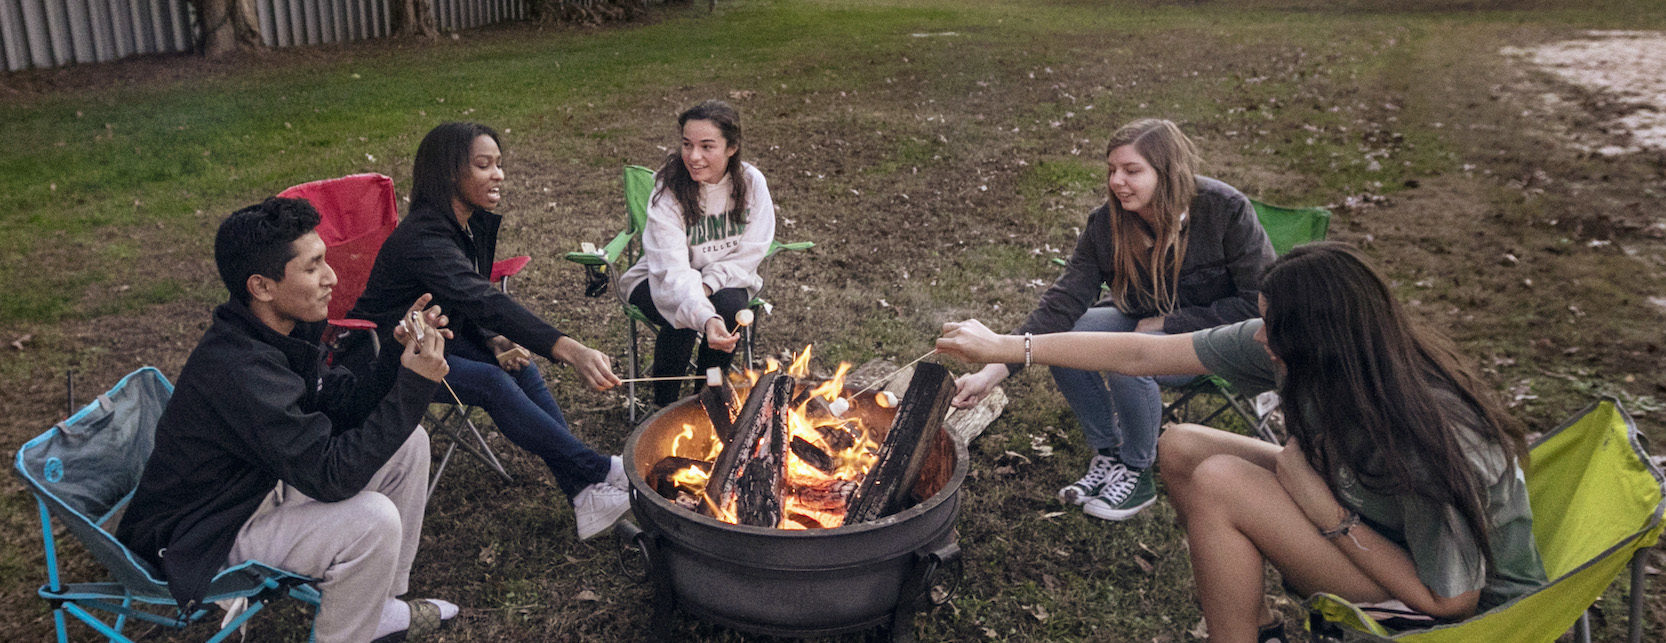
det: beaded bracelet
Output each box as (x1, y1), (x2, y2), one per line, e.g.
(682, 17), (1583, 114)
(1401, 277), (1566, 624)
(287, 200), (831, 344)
(1023, 333), (1033, 368)
(1320, 510), (1360, 540)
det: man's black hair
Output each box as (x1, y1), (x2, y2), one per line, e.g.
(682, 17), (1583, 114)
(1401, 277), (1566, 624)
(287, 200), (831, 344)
(214, 197), (322, 304)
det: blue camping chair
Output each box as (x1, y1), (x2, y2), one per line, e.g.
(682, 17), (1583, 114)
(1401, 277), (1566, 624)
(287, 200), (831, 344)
(14, 367), (321, 642)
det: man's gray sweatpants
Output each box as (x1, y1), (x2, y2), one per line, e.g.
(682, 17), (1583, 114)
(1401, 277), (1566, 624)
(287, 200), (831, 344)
(227, 428), (430, 642)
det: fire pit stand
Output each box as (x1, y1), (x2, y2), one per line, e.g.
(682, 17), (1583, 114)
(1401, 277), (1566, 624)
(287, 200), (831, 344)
(618, 396), (967, 641)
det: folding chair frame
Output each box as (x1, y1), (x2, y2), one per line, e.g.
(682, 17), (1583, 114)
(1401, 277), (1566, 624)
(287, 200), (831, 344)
(16, 367), (322, 643)
(1303, 398), (1664, 642)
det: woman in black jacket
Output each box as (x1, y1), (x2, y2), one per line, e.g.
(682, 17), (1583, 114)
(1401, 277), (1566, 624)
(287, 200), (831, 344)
(351, 122), (628, 541)
(953, 119), (1274, 522)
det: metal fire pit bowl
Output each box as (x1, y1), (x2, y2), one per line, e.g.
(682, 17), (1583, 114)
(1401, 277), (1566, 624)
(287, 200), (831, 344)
(620, 391), (966, 641)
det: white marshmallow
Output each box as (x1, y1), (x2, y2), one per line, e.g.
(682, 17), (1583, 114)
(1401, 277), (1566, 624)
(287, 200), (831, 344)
(706, 367), (723, 388)
(735, 308), (755, 327)
(877, 391), (898, 408)
(828, 397), (850, 417)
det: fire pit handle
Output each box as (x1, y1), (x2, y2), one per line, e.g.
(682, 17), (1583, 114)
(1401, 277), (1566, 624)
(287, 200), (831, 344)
(614, 520), (658, 584)
(919, 541), (963, 606)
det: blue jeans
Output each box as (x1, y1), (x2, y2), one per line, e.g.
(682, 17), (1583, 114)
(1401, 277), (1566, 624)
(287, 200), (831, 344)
(442, 356), (609, 498)
(1048, 307), (1190, 469)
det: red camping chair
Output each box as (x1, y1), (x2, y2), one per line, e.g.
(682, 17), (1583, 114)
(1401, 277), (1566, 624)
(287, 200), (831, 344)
(277, 173), (523, 496)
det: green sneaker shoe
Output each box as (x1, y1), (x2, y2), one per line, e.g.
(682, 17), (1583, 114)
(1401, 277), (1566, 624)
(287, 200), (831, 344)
(1082, 465), (1155, 521)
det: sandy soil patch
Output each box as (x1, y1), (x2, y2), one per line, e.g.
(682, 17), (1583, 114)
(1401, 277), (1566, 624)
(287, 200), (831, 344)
(1504, 31), (1666, 155)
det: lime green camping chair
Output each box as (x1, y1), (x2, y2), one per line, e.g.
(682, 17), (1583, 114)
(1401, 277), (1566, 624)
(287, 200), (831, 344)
(564, 165), (812, 421)
(1160, 199), (1331, 442)
(1305, 398), (1665, 642)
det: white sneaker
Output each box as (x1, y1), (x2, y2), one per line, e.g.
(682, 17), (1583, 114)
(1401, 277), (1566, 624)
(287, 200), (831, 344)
(573, 482), (630, 540)
(606, 455), (629, 491)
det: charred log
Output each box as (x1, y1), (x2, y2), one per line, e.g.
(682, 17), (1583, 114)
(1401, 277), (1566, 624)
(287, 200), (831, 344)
(648, 456), (713, 500)
(814, 422), (859, 452)
(791, 479), (858, 512)
(703, 374), (794, 523)
(790, 436), (835, 474)
(842, 363), (955, 525)
(700, 376), (740, 445)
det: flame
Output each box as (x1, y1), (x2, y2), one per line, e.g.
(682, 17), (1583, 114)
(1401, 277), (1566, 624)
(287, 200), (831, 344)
(787, 344), (814, 378)
(678, 345), (885, 529)
(807, 362), (851, 403)
(671, 465), (710, 490)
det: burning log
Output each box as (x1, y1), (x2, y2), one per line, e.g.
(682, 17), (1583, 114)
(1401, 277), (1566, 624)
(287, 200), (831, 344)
(789, 436), (835, 474)
(841, 363), (955, 525)
(648, 456), (712, 500)
(700, 373), (740, 444)
(791, 479), (858, 512)
(703, 373), (795, 527)
(814, 422), (858, 452)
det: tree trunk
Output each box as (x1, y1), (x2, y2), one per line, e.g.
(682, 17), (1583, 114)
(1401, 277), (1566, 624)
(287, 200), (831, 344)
(392, 0), (439, 38)
(194, 0), (260, 57)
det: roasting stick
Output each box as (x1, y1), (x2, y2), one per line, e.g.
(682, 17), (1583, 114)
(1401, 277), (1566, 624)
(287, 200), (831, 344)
(829, 348), (939, 416)
(616, 368), (727, 385)
(400, 311), (472, 408)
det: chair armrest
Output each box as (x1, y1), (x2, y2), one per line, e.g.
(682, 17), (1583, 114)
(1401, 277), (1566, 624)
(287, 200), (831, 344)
(329, 318), (378, 331)
(564, 228), (638, 267)
(492, 255), (531, 283)
(765, 240), (814, 258)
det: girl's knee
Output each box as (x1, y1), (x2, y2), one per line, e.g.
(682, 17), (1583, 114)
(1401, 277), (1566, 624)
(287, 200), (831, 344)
(1188, 454), (1267, 501)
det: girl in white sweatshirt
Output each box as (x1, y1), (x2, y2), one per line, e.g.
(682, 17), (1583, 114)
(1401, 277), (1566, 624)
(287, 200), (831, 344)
(620, 100), (776, 405)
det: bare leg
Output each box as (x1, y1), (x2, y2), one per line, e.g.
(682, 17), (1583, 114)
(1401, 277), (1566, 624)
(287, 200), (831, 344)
(1183, 453), (1392, 642)
(1157, 423), (1280, 524)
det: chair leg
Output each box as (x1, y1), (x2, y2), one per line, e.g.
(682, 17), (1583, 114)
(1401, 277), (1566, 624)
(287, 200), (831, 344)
(1630, 548), (1648, 643)
(429, 442), (457, 499)
(1579, 610), (1592, 643)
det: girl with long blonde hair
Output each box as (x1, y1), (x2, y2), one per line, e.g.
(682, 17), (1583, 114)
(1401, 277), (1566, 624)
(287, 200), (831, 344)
(955, 118), (1274, 521)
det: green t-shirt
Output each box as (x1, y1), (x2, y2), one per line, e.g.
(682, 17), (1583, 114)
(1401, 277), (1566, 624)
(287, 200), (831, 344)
(1190, 320), (1547, 612)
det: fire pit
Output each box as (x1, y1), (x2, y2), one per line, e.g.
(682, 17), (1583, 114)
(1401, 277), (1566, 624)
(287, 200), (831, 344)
(619, 362), (966, 641)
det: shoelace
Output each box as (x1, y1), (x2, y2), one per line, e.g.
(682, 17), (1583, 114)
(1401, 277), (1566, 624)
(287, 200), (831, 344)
(1098, 471), (1139, 503)
(1078, 458), (1124, 487)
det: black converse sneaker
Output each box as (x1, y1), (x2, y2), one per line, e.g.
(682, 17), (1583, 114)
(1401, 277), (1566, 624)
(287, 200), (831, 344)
(1057, 454), (1126, 506)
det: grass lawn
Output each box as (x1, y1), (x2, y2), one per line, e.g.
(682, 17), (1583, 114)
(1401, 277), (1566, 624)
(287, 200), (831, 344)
(3, 0), (1665, 640)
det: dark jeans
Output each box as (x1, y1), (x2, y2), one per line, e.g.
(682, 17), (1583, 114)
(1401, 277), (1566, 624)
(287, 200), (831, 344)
(442, 355), (609, 498)
(628, 282), (749, 406)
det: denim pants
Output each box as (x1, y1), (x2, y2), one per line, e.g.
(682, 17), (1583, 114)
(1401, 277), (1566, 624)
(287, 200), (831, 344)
(443, 355), (609, 498)
(629, 282), (750, 406)
(1048, 307), (1190, 469)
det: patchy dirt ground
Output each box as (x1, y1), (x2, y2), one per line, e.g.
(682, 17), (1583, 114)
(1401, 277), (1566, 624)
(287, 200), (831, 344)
(3, 4), (1666, 641)
(1504, 31), (1666, 155)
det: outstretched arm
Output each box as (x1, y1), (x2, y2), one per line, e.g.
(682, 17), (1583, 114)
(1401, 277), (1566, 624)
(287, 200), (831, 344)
(936, 319), (1212, 377)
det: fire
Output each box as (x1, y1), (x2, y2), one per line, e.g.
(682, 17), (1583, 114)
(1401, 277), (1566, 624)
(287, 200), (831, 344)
(656, 345), (886, 530)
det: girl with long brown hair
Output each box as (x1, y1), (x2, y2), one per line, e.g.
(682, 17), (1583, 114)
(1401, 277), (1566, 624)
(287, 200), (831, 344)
(937, 242), (1546, 642)
(955, 118), (1274, 521)
(619, 100), (776, 407)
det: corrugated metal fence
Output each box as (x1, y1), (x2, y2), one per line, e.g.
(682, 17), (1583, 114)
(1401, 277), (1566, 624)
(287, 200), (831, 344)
(2, 0), (528, 72)
(0, 0), (195, 72)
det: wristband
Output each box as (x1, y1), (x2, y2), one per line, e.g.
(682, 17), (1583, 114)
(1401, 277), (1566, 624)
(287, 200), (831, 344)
(1320, 510), (1368, 550)
(1023, 333), (1033, 368)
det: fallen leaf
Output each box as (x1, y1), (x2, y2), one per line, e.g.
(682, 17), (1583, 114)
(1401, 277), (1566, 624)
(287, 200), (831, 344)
(11, 334), (32, 350)
(1042, 574), (1059, 592)
(1188, 616), (1209, 639)
(575, 589), (599, 601)
(1133, 555), (1154, 575)
(1023, 603), (1050, 622)
(1040, 511), (1066, 519)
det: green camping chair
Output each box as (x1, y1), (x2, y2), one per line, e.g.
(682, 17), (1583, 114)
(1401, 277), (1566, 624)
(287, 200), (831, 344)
(564, 165), (812, 421)
(1305, 398), (1665, 642)
(15, 367), (322, 642)
(1163, 199), (1332, 441)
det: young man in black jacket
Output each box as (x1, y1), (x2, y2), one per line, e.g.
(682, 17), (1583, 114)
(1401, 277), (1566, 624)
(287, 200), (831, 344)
(117, 197), (458, 642)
